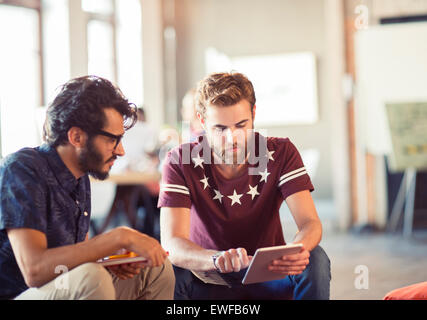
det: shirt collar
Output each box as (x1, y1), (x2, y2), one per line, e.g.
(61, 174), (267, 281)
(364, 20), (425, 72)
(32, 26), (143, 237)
(38, 144), (82, 194)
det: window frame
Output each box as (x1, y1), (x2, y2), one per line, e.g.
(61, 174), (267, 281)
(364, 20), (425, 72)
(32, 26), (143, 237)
(0, 0), (44, 106)
(84, 0), (118, 84)
(0, 0), (44, 158)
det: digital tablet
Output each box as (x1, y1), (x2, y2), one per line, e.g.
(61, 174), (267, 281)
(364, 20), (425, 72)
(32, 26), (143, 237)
(242, 243), (303, 285)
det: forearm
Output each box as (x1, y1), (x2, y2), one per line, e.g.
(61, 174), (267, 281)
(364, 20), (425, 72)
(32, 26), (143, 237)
(292, 219), (322, 252)
(163, 236), (218, 272)
(160, 207), (218, 271)
(25, 228), (125, 287)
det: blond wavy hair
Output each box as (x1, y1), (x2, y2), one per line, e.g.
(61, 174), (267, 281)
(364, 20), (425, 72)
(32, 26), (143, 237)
(195, 72), (256, 118)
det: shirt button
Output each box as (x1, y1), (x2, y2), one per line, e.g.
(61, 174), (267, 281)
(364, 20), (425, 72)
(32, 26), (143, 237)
(84, 211), (88, 217)
(76, 200), (79, 205)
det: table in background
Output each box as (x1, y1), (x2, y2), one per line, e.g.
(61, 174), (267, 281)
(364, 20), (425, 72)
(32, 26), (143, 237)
(90, 171), (161, 238)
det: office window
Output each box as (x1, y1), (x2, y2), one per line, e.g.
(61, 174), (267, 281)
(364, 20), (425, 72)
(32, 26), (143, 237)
(83, 0), (143, 106)
(0, 0), (144, 158)
(83, 0), (116, 82)
(42, 0), (70, 104)
(116, 0), (143, 106)
(87, 19), (115, 81)
(0, 2), (43, 157)
(82, 0), (113, 15)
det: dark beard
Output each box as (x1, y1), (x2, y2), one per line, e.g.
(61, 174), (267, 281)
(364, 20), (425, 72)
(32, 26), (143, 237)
(78, 137), (116, 180)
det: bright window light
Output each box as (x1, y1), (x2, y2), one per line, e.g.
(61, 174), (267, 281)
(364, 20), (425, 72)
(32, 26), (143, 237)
(81, 0), (113, 15)
(87, 19), (115, 81)
(0, 5), (41, 157)
(116, 0), (143, 106)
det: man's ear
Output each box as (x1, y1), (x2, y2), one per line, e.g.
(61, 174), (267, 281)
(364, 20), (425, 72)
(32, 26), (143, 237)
(252, 104), (256, 120)
(67, 127), (87, 148)
(196, 111), (205, 129)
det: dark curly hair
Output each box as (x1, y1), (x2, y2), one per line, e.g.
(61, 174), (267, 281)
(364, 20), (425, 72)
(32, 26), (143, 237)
(43, 75), (137, 147)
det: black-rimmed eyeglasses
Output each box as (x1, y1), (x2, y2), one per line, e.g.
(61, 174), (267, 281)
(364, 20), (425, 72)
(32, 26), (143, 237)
(92, 129), (124, 150)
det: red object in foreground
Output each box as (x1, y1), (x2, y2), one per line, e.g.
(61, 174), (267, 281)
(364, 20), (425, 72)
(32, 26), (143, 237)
(384, 281), (427, 300)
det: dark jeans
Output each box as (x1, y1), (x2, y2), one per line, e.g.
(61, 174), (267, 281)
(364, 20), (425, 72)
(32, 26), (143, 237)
(174, 245), (331, 300)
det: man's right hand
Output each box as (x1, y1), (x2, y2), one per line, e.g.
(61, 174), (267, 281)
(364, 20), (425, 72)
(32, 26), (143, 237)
(214, 248), (252, 273)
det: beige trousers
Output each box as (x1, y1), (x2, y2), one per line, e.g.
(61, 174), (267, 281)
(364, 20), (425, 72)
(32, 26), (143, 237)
(14, 259), (175, 300)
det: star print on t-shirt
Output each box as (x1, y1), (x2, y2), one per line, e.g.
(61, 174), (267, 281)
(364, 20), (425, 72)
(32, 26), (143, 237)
(190, 149), (272, 206)
(199, 174), (210, 190)
(247, 184), (260, 200)
(213, 189), (224, 203)
(227, 189), (243, 206)
(157, 133), (314, 255)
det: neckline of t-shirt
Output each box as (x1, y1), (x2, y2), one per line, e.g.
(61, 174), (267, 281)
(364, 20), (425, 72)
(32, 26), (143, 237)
(209, 163), (250, 182)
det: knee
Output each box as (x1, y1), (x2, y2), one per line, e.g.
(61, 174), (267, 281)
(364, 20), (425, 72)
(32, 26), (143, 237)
(173, 265), (194, 300)
(161, 259), (176, 289)
(147, 259), (176, 300)
(306, 246), (331, 280)
(72, 263), (115, 300)
(291, 246), (331, 300)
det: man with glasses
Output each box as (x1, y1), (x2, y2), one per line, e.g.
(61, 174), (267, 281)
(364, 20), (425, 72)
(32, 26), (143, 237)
(0, 75), (174, 300)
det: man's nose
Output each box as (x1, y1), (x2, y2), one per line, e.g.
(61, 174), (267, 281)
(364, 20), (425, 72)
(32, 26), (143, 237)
(114, 140), (125, 156)
(225, 127), (246, 144)
(225, 129), (234, 144)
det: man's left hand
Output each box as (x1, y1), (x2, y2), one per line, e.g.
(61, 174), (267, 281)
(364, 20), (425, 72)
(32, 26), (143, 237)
(268, 246), (310, 276)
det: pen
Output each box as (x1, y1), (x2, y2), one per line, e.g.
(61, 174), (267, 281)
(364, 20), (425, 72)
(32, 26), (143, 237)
(104, 251), (169, 260)
(105, 252), (138, 260)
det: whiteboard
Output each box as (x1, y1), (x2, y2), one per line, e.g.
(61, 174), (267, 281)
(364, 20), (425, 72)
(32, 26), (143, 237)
(205, 49), (318, 126)
(385, 102), (427, 172)
(354, 22), (427, 155)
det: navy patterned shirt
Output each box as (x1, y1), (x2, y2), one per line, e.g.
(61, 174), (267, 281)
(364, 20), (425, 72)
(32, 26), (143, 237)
(0, 144), (91, 299)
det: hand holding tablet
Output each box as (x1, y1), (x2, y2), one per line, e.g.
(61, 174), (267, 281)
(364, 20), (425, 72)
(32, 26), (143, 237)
(268, 244), (309, 276)
(211, 243), (307, 285)
(241, 243), (305, 285)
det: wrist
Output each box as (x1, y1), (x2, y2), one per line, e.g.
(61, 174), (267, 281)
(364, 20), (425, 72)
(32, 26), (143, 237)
(114, 226), (132, 249)
(212, 251), (223, 272)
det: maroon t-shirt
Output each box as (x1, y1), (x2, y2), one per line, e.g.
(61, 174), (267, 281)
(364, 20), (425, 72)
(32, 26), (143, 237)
(157, 133), (314, 255)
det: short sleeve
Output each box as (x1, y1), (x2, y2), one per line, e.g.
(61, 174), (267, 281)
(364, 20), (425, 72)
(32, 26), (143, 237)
(278, 141), (314, 200)
(157, 149), (191, 209)
(0, 159), (48, 233)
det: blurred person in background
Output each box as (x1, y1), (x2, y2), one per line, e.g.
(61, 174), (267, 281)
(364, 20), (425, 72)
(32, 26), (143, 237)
(112, 106), (160, 174)
(107, 106), (163, 240)
(156, 88), (205, 172)
(181, 88), (205, 142)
